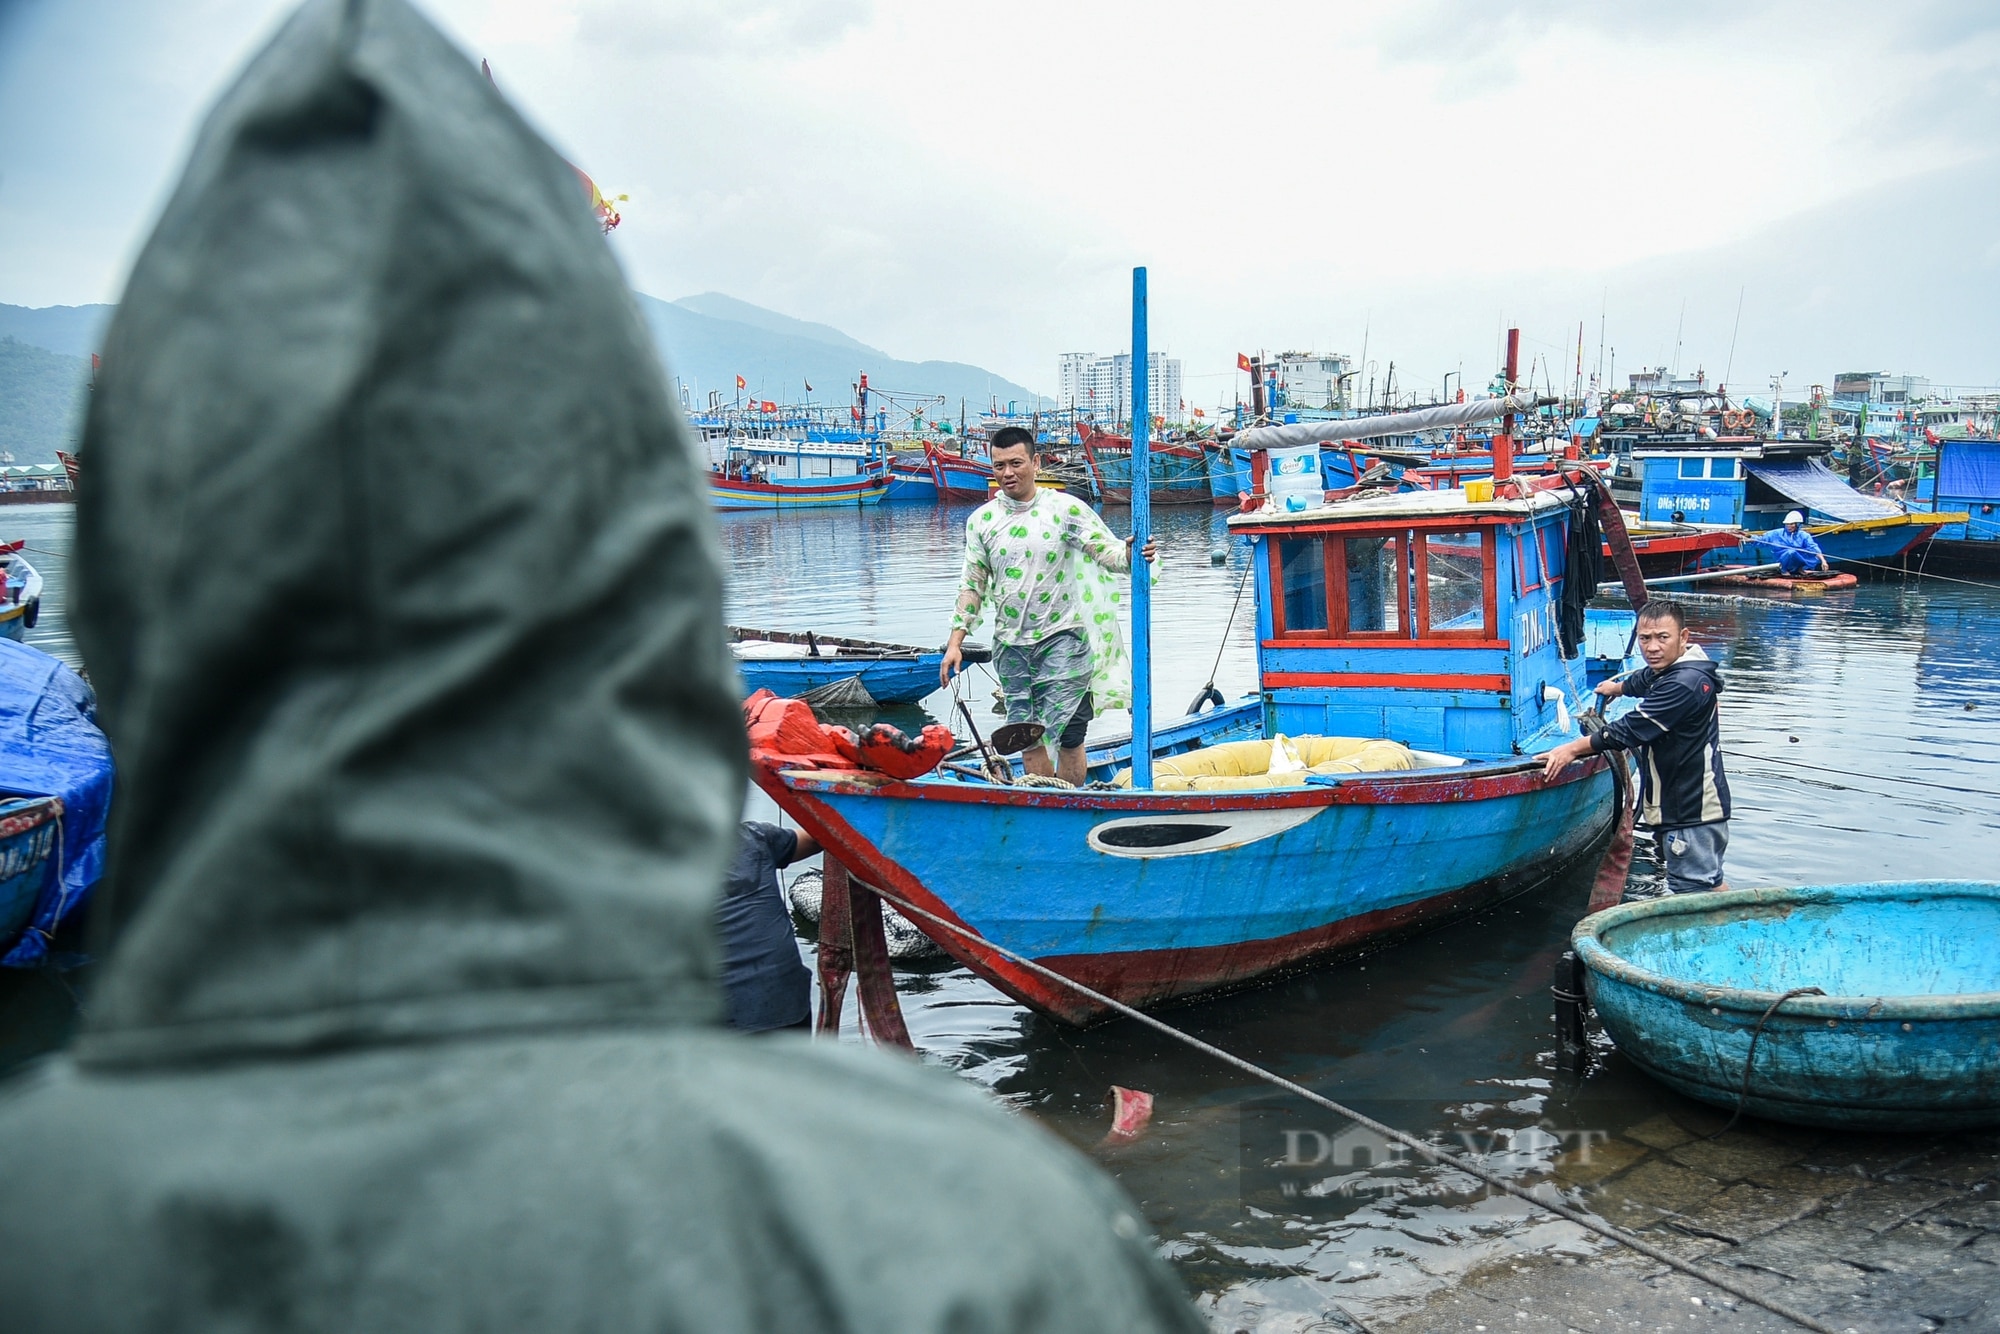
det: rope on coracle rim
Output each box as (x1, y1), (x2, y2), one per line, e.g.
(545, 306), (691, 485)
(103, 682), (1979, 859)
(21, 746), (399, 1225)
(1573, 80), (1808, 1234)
(1706, 987), (1826, 1142)
(862, 885), (1846, 1334)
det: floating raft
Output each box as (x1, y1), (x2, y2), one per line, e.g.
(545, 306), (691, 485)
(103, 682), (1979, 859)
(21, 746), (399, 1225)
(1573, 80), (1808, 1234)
(1711, 567), (1859, 592)
(1575, 882), (2000, 1131)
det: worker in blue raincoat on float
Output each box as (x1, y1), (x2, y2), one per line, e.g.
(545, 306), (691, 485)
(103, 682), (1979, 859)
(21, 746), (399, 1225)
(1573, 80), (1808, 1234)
(1759, 510), (1832, 576)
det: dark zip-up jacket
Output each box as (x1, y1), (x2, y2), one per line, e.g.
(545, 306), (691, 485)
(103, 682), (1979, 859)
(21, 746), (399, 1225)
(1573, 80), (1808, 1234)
(1587, 643), (1731, 829)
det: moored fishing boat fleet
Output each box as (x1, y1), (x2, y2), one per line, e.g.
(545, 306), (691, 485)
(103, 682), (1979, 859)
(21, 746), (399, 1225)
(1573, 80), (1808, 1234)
(732, 285), (2000, 1140)
(697, 342), (1999, 578)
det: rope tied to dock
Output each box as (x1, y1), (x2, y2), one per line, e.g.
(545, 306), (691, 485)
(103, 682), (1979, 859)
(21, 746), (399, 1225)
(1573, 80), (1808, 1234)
(861, 885), (1849, 1334)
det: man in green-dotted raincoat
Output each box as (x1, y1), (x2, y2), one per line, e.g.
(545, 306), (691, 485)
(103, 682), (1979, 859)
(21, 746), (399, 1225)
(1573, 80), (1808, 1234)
(941, 428), (1156, 785)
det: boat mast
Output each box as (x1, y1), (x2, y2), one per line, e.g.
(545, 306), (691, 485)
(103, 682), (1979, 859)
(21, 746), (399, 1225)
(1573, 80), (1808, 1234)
(1129, 267), (1154, 789)
(1495, 327), (1519, 488)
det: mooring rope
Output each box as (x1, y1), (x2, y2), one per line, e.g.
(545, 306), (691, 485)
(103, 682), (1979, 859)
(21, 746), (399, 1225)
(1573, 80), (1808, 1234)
(1721, 749), (1997, 799)
(862, 886), (1845, 1334)
(1841, 557), (1993, 590)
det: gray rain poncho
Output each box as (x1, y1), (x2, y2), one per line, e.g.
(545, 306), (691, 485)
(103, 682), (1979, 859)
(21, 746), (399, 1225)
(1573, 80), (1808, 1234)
(0, 3), (1204, 1330)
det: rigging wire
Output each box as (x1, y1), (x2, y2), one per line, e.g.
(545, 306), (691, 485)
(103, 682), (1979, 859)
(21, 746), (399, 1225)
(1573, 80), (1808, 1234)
(861, 884), (1843, 1334)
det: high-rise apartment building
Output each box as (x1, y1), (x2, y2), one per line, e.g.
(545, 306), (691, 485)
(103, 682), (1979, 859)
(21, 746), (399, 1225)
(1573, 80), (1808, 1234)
(1056, 351), (1185, 424)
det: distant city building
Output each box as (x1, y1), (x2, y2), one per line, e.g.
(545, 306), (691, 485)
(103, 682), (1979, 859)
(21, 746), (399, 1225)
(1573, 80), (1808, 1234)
(1270, 352), (1354, 411)
(1626, 366), (1709, 396)
(1833, 371), (1932, 404)
(1057, 351), (1185, 423)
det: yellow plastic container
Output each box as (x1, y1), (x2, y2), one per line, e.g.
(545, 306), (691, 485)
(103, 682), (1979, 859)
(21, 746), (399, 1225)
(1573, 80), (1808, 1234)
(1463, 478), (1495, 503)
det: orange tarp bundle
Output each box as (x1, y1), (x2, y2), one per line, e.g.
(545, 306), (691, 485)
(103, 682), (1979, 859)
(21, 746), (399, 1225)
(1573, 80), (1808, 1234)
(742, 691), (953, 780)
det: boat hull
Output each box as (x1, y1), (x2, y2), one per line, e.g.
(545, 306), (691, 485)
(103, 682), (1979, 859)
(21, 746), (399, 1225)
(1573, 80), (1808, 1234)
(708, 473), (888, 510)
(1207, 445), (1251, 505)
(735, 656), (943, 704)
(925, 445), (994, 501)
(1576, 883), (2000, 1131)
(1714, 513), (1954, 566)
(0, 797), (64, 949)
(884, 459), (939, 502)
(759, 755), (1616, 1024)
(1617, 528), (1745, 576)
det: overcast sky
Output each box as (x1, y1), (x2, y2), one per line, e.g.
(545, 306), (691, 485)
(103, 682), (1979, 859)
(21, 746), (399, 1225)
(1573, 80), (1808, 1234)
(4, 0), (1998, 403)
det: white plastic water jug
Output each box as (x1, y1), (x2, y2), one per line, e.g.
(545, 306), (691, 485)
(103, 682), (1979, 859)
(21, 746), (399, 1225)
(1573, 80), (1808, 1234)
(1265, 444), (1321, 510)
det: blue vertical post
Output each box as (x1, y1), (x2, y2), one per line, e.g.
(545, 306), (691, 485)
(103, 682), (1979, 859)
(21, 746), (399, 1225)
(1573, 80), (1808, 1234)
(1129, 267), (1154, 789)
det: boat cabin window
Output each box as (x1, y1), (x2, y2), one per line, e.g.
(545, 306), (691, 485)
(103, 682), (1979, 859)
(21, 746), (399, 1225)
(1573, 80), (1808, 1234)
(1278, 538), (1328, 633)
(1339, 536), (1403, 635)
(1678, 457), (1705, 479)
(1709, 458), (1738, 479)
(1539, 522), (1566, 586)
(1417, 530), (1491, 636)
(1270, 531), (1409, 637)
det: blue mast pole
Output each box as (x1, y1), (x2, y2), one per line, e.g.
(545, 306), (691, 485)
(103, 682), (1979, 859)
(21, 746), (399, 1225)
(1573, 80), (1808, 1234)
(1129, 267), (1153, 790)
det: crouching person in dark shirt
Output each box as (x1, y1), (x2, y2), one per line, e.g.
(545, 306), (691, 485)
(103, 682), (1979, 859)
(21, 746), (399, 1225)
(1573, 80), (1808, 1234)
(1541, 599), (1732, 894)
(719, 822), (819, 1032)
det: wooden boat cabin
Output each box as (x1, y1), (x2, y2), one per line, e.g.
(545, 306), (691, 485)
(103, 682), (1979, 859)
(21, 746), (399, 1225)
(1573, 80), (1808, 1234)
(1234, 485), (1621, 759)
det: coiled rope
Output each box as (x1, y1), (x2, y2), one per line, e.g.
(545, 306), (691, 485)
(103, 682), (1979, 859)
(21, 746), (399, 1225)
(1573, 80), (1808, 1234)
(862, 885), (1845, 1334)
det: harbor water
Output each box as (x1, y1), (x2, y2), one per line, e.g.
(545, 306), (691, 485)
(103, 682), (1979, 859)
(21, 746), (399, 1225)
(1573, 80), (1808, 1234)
(8, 500), (2000, 1327)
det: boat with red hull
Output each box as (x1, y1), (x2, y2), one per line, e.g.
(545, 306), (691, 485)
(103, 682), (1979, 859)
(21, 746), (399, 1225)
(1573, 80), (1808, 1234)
(1078, 422), (1212, 505)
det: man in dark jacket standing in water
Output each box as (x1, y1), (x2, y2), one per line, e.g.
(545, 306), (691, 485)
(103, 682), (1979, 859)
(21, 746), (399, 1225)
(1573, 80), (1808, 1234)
(1542, 599), (1732, 894)
(0, 4), (1204, 1331)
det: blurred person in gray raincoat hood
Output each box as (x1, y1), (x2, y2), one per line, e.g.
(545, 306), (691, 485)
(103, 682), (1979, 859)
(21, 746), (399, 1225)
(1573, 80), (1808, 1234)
(0, 3), (1204, 1330)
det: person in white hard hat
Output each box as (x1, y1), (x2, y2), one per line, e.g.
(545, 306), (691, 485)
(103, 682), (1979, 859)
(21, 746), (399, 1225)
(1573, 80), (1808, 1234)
(1761, 510), (1831, 577)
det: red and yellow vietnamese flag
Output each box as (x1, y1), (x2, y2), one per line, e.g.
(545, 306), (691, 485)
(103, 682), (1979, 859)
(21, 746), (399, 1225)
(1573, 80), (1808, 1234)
(736, 375), (748, 391)
(1237, 353), (1252, 372)
(760, 400), (777, 413)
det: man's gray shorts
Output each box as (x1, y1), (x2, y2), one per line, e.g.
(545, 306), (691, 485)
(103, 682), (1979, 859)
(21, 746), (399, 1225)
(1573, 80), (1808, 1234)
(1660, 821), (1728, 894)
(992, 629), (1092, 745)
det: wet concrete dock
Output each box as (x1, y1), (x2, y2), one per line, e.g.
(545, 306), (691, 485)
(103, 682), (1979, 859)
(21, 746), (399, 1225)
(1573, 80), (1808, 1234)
(1368, 1111), (1999, 1333)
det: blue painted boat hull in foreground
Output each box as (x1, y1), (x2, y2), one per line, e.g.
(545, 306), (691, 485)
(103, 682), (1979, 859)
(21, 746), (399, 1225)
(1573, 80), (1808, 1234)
(1575, 882), (2000, 1130)
(761, 749), (1617, 1023)
(735, 656), (944, 704)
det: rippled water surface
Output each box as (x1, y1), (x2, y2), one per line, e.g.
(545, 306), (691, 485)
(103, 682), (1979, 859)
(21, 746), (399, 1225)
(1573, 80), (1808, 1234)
(9, 499), (1999, 1328)
(723, 500), (2000, 1327)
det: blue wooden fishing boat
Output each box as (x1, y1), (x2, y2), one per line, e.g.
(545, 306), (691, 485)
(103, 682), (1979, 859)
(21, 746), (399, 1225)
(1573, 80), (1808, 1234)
(1910, 434), (2000, 569)
(884, 454), (940, 502)
(1603, 431), (1958, 565)
(754, 290), (1644, 1024)
(1575, 883), (2000, 1131)
(0, 638), (114, 966)
(926, 442), (996, 501)
(729, 625), (988, 705)
(1078, 422), (1212, 506)
(704, 435), (889, 510)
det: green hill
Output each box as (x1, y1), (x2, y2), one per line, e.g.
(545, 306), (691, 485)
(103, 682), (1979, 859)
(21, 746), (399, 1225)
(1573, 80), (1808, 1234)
(0, 293), (1048, 461)
(0, 338), (89, 466)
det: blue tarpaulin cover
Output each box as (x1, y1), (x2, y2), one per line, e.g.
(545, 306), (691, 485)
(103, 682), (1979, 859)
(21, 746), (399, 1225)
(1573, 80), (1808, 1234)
(1743, 458), (1904, 523)
(1937, 440), (2000, 501)
(0, 639), (113, 966)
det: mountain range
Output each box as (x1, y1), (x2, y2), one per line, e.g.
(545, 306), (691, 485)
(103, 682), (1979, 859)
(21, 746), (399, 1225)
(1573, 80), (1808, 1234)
(0, 293), (1049, 464)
